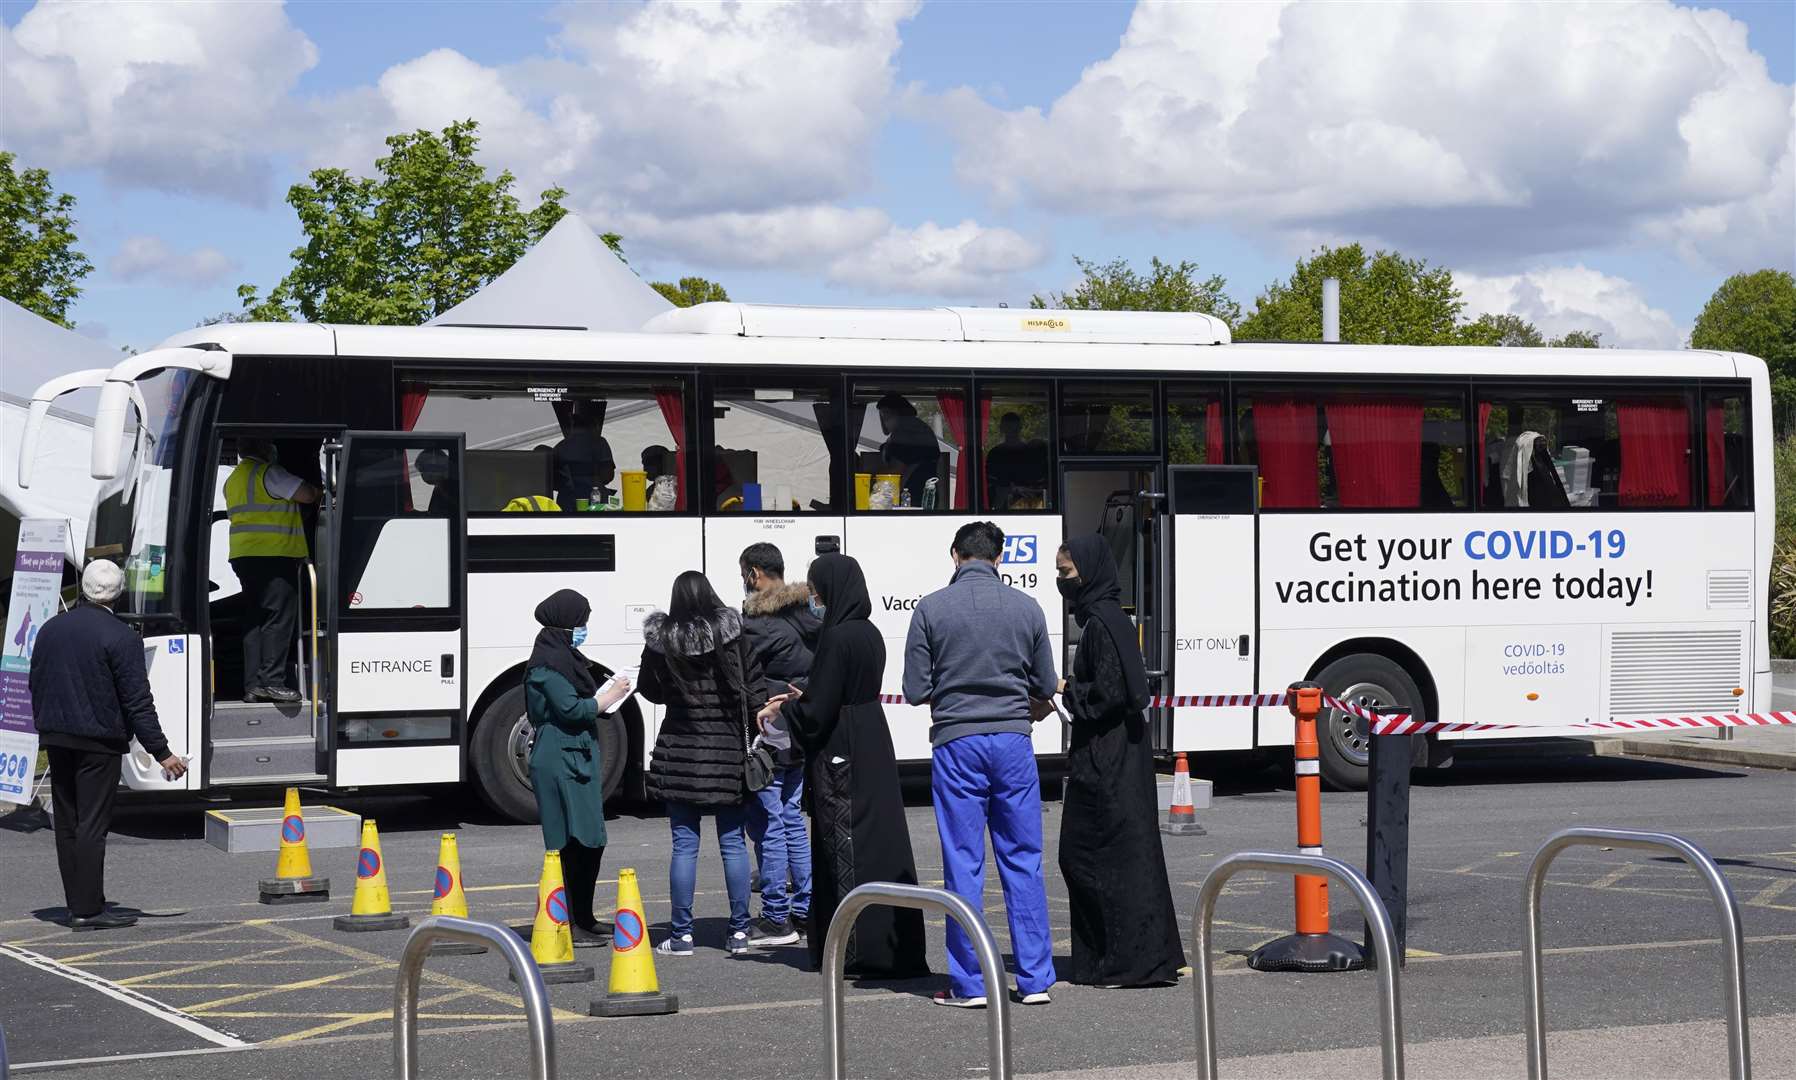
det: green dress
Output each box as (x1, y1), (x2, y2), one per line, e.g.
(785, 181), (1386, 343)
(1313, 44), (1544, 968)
(526, 667), (606, 850)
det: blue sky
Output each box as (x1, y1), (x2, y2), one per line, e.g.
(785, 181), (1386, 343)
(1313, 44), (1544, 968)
(3, 0), (1791, 352)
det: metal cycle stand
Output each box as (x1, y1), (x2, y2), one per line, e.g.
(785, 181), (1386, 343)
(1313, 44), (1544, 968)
(393, 915), (556, 1080)
(1193, 852), (1406, 1080)
(821, 882), (1011, 1080)
(1523, 827), (1750, 1080)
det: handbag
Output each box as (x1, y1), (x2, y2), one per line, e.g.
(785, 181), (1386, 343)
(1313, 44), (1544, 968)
(731, 638), (775, 792)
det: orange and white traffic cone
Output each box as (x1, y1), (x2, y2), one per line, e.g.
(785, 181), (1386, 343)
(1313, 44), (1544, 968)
(428, 833), (486, 955)
(1248, 682), (1365, 973)
(1161, 753), (1206, 836)
(258, 787), (330, 904)
(333, 820), (409, 932)
(526, 851), (594, 984)
(590, 868), (679, 1016)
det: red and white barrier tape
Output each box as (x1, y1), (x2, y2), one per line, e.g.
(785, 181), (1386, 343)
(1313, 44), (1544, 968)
(875, 692), (1793, 735)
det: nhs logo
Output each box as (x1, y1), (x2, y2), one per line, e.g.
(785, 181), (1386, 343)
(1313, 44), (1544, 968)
(1001, 536), (1038, 564)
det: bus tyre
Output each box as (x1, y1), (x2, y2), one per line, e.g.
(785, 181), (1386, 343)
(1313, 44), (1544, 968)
(471, 684), (629, 824)
(1313, 653), (1424, 792)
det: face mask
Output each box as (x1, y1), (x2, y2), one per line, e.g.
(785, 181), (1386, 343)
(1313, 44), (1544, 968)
(1056, 576), (1081, 600)
(570, 626), (588, 647)
(807, 596), (826, 620)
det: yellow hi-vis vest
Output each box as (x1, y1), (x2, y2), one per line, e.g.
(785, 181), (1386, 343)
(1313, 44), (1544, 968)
(503, 495), (561, 512)
(225, 459), (309, 559)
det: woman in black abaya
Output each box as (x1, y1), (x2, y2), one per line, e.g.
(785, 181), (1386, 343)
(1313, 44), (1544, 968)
(760, 554), (929, 977)
(1055, 535), (1186, 987)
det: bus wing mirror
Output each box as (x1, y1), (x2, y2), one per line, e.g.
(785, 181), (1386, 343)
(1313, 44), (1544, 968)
(90, 348), (234, 481)
(19, 368), (112, 489)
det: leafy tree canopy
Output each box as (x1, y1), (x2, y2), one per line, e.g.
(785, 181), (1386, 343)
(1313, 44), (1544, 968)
(1235, 243), (1464, 346)
(239, 120), (568, 324)
(1456, 312), (1544, 347)
(0, 152), (93, 328)
(651, 276), (730, 308)
(1031, 255), (1242, 326)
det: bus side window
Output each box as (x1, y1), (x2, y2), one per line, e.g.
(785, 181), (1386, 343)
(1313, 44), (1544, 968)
(979, 381), (1054, 511)
(1476, 389), (1694, 510)
(707, 378), (839, 513)
(1238, 386), (1466, 510)
(1705, 391), (1749, 508)
(1165, 384), (1226, 465)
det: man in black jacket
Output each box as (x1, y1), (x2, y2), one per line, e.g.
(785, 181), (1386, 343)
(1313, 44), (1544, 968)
(29, 560), (186, 930)
(738, 543), (818, 947)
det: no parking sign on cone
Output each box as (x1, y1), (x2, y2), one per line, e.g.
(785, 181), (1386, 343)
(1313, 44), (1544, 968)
(590, 868), (679, 1016)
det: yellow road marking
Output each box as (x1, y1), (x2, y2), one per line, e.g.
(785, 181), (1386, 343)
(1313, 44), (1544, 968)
(1747, 879), (1795, 909)
(1588, 863), (1646, 889)
(262, 988), (483, 1044)
(183, 966), (373, 1012)
(1449, 851), (1522, 874)
(59, 922), (248, 965)
(114, 944), (315, 986)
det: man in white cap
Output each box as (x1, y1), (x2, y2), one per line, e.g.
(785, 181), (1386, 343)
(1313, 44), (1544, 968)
(28, 560), (187, 931)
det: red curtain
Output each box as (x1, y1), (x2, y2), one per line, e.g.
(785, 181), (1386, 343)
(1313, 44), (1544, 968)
(936, 393), (971, 509)
(1618, 399), (1691, 507)
(1705, 400), (1726, 506)
(1252, 398), (1320, 508)
(1205, 402), (1224, 463)
(1327, 398), (1423, 508)
(1476, 401), (1492, 494)
(654, 389), (687, 511)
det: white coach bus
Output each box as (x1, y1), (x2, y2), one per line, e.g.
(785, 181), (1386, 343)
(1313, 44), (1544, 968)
(17, 304), (1770, 819)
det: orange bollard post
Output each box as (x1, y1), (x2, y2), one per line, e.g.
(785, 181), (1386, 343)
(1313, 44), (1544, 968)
(1247, 681), (1367, 973)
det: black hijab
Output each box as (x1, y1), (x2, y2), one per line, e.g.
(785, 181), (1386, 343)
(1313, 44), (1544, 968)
(808, 553), (872, 632)
(529, 589), (597, 697)
(1063, 534), (1150, 710)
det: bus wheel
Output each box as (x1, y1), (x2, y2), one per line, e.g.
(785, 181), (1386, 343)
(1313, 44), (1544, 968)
(1314, 654), (1424, 792)
(471, 685), (628, 824)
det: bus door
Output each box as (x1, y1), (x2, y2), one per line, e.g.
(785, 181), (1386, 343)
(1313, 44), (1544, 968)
(326, 432), (467, 788)
(1061, 461), (1164, 751)
(1166, 465), (1258, 751)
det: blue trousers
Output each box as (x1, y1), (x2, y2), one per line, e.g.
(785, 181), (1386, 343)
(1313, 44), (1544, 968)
(749, 765), (813, 924)
(667, 801), (751, 938)
(932, 732), (1056, 998)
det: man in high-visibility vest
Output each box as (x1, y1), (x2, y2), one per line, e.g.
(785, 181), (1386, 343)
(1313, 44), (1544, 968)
(225, 439), (319, 703)
(503, 495), (561, 512)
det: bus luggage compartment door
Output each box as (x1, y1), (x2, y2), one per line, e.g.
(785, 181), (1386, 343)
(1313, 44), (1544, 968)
(328, 432), (467, 787)
(1167, 466), (1258, 752)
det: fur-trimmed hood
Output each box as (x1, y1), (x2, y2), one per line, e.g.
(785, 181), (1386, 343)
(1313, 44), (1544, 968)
(743, 582), (812, 618)
(642, 608), (743, 658)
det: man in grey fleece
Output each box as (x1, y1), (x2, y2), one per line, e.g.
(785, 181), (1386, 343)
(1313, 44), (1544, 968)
(903, 521), (1059, 1008)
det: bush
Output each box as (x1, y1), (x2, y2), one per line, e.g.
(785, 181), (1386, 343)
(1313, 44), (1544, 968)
(1771, 437), (1796, 657)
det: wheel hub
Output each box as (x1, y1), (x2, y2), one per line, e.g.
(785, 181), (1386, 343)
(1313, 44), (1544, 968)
(504, 714), (536, 792)
(1325, 681), (1393, 768)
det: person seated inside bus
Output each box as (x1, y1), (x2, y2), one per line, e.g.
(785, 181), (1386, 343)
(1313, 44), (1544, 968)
(875, 392), (940, 507)
(554, 431), (616, 508)
(1497, 432), (1571, 509)
(642, 445), (679, 511)
(986, 413), (1051, 510)
(415, 448), (455, 515)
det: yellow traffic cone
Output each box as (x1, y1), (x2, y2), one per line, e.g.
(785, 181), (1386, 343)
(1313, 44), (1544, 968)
(427, 833), (487, 955)
(333, 819), (409, 932)
(527, 850), (594, 984)
(258, 787), (330, 904)
(590, 868), (679, 1016)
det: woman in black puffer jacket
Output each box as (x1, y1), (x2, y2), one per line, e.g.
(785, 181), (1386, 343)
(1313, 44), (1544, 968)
(638, 570), (767, 956)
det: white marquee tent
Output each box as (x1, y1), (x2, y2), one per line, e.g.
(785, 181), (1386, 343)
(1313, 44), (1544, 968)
(428, 213), (673, 331)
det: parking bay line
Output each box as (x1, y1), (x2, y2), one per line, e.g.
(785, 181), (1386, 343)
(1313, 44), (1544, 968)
(0, 942), (249, 1050)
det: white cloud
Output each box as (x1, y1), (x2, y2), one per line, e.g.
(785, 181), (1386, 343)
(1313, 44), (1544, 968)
(926, 1), (1793, 269)
(0, 0), (317, 200)
(108, 235), (239, 287)
(827, 220), (1047, 296)
(1456, 266), (1686, 349)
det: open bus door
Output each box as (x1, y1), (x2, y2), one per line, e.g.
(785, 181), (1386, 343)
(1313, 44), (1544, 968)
(1166, 465), (1258, 752)
(326, 432), (467, 788)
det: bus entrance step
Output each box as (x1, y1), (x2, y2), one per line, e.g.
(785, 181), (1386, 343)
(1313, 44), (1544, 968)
(208, 737), (322, 785)
(205, 802), (361, 854)
(213, 700), (315, 741)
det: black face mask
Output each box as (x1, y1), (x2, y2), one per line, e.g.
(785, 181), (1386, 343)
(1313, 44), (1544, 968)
(1056, 576), (1080, 600)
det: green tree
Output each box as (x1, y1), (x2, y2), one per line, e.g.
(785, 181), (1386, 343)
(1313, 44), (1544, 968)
(1030, 255), (1241, 325)
(651, 276), (729, 308)
(1547, 329), (1602, 348)
(239, 120), (568, 324)
(1456, 312), (1544, 347)
(1235, 244), (1464, 345)
(1692, 269), (1796, 408)
(0, 152), (93, 327)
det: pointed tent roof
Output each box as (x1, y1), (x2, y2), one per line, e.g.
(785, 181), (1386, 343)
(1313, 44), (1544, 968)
(427, 213), (674, 331)
(1, 297), (122, 415)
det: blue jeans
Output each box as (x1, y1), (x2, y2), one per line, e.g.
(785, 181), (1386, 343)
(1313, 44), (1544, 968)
(749, 765), (813, 924)
(933, 732), (1055, 999)
(667, 801), (752, 938)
